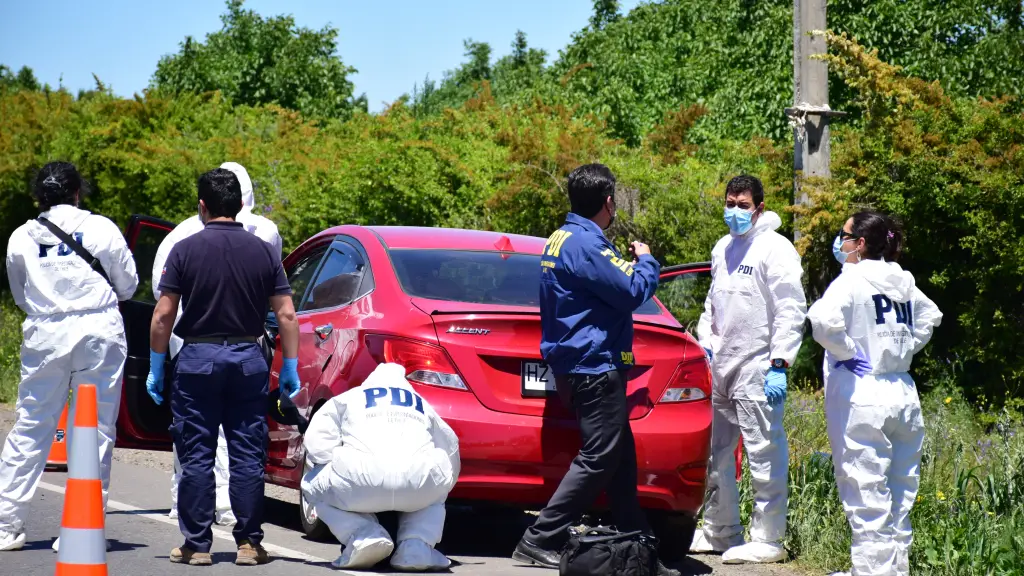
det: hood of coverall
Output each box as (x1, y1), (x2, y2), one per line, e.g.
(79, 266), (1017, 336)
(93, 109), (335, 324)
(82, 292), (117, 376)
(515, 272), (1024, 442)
(25, 204), (93, 246)
(843, 258), (915, 302)
(220, 162), (254, 213)
(359, 362), (413, 390)
(731, 210), (783, 239)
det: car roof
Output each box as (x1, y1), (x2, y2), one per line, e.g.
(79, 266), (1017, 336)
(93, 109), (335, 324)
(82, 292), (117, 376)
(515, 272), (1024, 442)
(357, 226), (549, 254)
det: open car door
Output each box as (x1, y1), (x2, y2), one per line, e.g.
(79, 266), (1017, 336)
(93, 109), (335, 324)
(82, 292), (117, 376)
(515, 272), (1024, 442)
(656, 262), (743, 480)
(114, 215), (175, 451)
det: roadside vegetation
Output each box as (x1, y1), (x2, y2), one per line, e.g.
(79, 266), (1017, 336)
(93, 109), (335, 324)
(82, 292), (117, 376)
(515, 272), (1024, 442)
(1, 1), (1022, 572)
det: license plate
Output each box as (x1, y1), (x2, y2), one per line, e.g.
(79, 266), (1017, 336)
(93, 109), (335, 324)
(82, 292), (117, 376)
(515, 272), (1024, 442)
(521, 361), (557, 397)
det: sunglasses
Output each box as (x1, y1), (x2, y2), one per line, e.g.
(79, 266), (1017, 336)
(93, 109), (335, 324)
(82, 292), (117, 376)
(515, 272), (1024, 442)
(837, 228), (859, 241)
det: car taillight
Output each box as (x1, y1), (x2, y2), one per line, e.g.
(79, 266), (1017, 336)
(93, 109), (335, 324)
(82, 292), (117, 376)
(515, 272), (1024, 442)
(659, 359), (711, 403)
(368, 336), (469, 391)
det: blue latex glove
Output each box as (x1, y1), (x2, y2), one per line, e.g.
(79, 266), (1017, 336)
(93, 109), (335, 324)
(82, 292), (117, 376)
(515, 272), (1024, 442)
(836, 350), (872, 377)
(279, 357), (300, 398)
(764, 367), (787, 406)
(146, 350), (167, 405)
(703, 347), (713, 362)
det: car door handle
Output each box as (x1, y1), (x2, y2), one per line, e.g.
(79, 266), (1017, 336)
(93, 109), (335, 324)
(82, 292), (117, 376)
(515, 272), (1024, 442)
(314, 323), (333, 340)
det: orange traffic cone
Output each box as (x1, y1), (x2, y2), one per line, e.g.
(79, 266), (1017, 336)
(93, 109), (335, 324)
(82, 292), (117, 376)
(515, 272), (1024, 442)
(46, 403), (70, 472)
(55, 384), (107, 576)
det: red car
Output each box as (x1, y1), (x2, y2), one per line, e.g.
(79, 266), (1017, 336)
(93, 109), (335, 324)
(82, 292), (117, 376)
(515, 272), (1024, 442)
(114, 216), (718, 556)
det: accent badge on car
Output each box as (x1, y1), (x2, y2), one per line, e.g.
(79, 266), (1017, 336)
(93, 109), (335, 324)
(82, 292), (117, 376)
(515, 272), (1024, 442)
(447, 326), (490, 335)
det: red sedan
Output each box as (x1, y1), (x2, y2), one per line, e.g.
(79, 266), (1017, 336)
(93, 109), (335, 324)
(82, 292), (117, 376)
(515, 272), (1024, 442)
(114, 216), (717, 556)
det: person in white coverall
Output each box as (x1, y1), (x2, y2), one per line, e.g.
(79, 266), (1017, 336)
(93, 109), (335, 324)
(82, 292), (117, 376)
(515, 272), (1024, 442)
(691, 175), (807, 564)
(301, 363), (460, 571)
(151, 162), (282, 526)
(808, 211), (942, 576)
(0, 162), (139, 552)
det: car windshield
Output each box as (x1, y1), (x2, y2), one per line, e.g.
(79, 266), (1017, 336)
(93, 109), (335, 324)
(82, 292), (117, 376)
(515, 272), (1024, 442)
(388, 249), (663, 314)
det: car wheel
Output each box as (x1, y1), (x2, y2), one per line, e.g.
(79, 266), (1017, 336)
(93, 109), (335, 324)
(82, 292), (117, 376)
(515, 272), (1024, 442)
(648, 510), (696, 562)
(299, 455), (332, 541)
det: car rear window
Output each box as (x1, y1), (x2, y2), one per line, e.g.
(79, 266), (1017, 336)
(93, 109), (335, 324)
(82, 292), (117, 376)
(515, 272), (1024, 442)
(388, 249), (662, 314)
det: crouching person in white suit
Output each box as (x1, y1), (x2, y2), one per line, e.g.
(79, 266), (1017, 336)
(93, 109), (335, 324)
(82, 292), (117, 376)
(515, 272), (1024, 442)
(301, 363), (461, 571)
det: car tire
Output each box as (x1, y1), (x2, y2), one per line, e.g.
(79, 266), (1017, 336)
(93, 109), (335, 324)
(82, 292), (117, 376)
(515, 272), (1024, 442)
(299, 455), (332, 541)
(648, 510), (697, 562)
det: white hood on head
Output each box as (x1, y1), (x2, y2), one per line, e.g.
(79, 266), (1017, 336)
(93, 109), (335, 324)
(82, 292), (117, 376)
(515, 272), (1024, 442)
(845, 258), (915, 301)
(220, 161), (254, 212)
(358, 363), (412, 389)
(26, 204), (92, 246)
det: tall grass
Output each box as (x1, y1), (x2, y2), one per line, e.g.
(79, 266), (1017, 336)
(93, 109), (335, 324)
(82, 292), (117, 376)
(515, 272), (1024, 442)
(0, 293), (23, 404)
(761, 383), (1024, 575)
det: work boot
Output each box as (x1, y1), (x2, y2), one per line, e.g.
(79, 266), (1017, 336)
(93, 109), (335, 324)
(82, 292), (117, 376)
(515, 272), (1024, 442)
(235, 541), (270, 566)
(658, 560), (682, 576)
(511, 538), (561, 569)
(721, 541), (788, 564)
(689, 528), (745, 553)
(391, 538), (452, 571)
(170, 546), (212, 566)
(0, 530), (25, 551)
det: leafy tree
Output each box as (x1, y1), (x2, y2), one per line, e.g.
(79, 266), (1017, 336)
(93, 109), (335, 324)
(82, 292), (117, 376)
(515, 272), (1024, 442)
(0, 65), (41, 92)
(590, 0), (622, 30)
(410, 39), (493, 117)
(150, 0), (363, 119)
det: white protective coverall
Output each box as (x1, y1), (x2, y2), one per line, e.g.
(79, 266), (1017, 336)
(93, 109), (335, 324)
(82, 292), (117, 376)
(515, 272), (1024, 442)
(153, 162), (282, 525)
(808, 259), (942, 576)
(301, 363), (461, 571)
(0, 205), (138, 545)
(693, 211), (807, 562)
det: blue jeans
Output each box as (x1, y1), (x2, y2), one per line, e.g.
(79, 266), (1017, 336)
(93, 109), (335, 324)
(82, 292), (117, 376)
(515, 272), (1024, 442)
(170, 342), (268, 552)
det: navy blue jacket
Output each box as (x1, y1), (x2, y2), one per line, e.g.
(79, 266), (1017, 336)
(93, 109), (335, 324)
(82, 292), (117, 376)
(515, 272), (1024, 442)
(539, 213), (661, 376)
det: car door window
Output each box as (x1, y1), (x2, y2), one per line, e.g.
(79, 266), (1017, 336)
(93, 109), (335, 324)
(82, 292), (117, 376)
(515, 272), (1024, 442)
(302, 242), (368, 312)
(130, 220), (174, 304)
(287, 246), (329, 310)
(655, 269), (712, 333)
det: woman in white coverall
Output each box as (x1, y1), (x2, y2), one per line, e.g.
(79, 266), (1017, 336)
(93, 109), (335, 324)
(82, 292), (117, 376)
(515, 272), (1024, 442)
(808, 212), (942, 576)
(690, 175), (807, 564)
(151, 161), (282, 527)
(0, 162), (139, 551)
(301, 363), (460, 572)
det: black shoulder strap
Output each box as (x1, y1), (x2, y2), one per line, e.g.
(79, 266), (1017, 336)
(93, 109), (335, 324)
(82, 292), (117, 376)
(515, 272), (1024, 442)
(36, 216), (113, 288)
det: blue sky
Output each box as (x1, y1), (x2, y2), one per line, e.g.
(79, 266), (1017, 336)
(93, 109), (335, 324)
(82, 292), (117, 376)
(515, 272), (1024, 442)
(0, 0), (643, 113)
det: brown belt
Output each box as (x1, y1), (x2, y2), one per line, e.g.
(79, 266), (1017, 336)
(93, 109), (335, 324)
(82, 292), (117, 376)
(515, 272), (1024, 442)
(183, 336), (258, 345)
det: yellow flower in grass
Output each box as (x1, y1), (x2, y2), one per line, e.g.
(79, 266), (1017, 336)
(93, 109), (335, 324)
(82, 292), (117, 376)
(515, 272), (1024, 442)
(945, 397), (952, 404)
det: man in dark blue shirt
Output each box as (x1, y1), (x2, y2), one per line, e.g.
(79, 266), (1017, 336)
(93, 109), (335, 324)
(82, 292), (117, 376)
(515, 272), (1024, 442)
(514, 164), (677, 576)
(146, 168), (300, 567)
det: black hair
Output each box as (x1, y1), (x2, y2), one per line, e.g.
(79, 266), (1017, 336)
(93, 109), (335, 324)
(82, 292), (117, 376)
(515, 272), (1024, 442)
(725, 175), (764, 206)
(567, 163), (616, 219)
(850, 210), (903, 262)
(197, 168), (243, 219)
(33, 161), (87, 210)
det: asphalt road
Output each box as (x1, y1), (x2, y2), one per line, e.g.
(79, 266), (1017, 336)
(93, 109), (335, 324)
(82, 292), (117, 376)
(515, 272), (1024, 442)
(0, 408), (798, 576)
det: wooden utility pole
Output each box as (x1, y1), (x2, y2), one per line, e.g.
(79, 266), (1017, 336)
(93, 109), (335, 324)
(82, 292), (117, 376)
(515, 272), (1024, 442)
(787, 0), (845, 240)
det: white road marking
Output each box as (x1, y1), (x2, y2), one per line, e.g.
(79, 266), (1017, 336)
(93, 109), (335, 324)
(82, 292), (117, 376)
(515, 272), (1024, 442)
(36, 481), (357, 572)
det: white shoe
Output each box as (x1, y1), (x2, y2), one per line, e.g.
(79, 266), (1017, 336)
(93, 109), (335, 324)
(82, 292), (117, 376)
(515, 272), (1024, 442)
(168, 509), (178, 520)
(333, 526), (395, 569)
(689, 529), (745, 554)
(390, 539), (452, 572)
(52, 537), (112, 552)
(830, 572), (851, 576)
(721, 542), (788, 564)
(215, 511), (237, 526)
(0, 531), (25, 551)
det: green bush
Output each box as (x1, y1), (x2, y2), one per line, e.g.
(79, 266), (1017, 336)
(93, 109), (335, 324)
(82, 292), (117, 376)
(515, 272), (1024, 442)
(0, 294), (23, 404)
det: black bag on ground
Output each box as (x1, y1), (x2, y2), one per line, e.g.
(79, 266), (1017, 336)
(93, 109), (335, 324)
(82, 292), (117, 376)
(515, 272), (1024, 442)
(559, 526), (659, 576)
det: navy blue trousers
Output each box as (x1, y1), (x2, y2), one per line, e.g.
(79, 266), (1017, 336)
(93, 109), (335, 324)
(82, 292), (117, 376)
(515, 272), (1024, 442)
(170, 342), (269, 552)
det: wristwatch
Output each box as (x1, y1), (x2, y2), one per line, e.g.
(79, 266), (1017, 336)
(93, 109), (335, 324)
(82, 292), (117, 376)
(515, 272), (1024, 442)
(770, 359), (789, 370)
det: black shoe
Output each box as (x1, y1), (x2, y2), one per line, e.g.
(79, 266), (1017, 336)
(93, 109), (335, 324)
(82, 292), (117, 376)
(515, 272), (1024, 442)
(512, 538), (561, 569)
(658, 560), (681, 576)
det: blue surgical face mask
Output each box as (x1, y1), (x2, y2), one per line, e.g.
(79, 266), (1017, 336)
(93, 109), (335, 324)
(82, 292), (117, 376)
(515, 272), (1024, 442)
(724, 207), (755, 235)
(833, 235), (857, 264)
